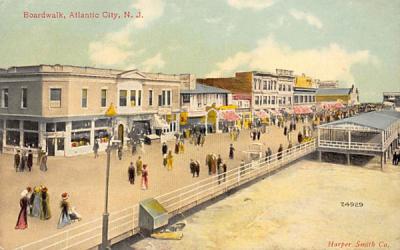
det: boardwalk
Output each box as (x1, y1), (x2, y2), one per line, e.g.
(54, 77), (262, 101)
(0, 123), (310, 249)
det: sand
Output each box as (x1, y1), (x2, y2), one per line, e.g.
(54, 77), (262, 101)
(116, 160), (400, 250)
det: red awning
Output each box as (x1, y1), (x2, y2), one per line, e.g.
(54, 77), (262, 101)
(294, 106), (313, 114)
(255, 110), (269, 119)
(221, 110), (240, 121)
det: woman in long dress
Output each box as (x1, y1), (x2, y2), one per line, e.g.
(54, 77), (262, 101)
(141, 164), (148, 190)
(15, 190), (29, 230)
(40, 153), (48, 171)
(57, 193), (71, 229)
(40, 187), (51, 220)
(167, 151), (174, 171)
(31, 186), (41, 217)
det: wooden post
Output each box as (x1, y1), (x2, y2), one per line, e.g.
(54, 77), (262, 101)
(381, 152), (384, 171)
(346, 154), (350, 166)
(318, 150), (322, 162)
(348, 130), (351, 149)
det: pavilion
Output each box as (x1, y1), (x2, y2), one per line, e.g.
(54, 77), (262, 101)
(317, 110), (400, 169)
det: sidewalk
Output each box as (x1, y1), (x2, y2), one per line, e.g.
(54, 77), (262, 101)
(0, 123), (309, 249)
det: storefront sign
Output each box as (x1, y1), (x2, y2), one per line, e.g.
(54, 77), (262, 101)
(180, 112), (188, 125)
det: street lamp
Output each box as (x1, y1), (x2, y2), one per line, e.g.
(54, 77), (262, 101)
(101, 103), (117, 250)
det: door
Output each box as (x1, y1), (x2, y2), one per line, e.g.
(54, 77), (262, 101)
(46, 138), (55, 156)
(118, 124), (124, 145)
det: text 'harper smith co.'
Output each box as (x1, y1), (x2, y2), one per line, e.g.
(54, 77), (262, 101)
(23, 10), (143, 20)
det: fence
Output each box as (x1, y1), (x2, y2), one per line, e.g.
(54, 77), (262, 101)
(319, 139), (382, 151)
(15, 140), (316, 250)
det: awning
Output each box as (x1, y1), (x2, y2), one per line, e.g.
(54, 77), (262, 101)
(153, 115), (169, 128)
(294, 105), (313, 114)
(319, 102), (345, 110)
(255, 110), (269, 119)
(221, 110), (240, 121)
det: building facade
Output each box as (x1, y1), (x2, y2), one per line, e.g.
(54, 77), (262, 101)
(0, 65), (186, 156)
(383, 92), (400, 107)
(316, 85), (359, 105)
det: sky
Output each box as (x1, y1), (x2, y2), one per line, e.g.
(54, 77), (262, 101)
(0, 0), (399, 102)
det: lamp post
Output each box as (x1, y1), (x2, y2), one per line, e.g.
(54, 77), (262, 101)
(101, 103), (117, 250)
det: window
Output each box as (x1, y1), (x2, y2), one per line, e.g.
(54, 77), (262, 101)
(288, 97), (292, 104)
(6, 131), (20, 146)
(271, 96), (276, 105)
(294, 96), (299, 104)
(263, 96), (268, 105)
(288, 85), (292, 91)
(81, 89), (88, 108)
(95, 119), (109, 128)
(23, 121), (38, 131)
(23, 132), (38, 148)
(56, 122), (66, 131)
(6, 120), (20, 129)
(101, 89), (107, 107)
(161, 90), (172, 106)
(71, 131), (91, 147)
(138, 90), (142, 106)
(1, 88), (8, 108)
(119, 90), (127, 107)
(148, 90), (153, 106)
(130, 90), (136, 106)
(46, 122), (66, 132)
(263, 81), (268, 90)
(94, 129), (109, 143)
(182, 94), (190, 103)
(167, 90), (171, 106)
(279, 84), (282, 91)
(21, 88), (28, 108)
(50, 88), (61, 108)
(255, 96), (260, 105)
(300, 96), (304, 103)
(72, 120), (91, 130)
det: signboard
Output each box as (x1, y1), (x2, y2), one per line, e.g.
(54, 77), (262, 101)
(180, 112), (188, 125)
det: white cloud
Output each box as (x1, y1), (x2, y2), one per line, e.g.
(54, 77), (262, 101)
(205, 16), (223, 24)
(289, 9), (323, 29)
(88, 0), (165, 66)
(227, 0), (274, 10)
(207, 36), (373, 85)
(131, 0), (165, 29)
(142, 53), (165, 72)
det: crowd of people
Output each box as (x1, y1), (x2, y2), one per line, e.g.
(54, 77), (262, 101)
(15, 186), (81, 230)
(13, 147), (48, 172)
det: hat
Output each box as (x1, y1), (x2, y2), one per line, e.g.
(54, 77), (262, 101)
(42, 186), (48, 192)
(34, 186), (41, 193)
(20, 190), (28, 197)
(26, 187), (32, 192)
(61, 192), (69, 200)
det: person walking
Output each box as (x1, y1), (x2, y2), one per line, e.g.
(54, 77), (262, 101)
(128, 162), (135, 184)
(93, 139), (99, 158)
(257, 129), (261, 140)
(167, 151), (174, 171)
(14, 150), (21, 172)
(277, 144), (283, 160)
(298, 131), (303, 144)
(222, 161), (227, 182)
(393, 152), (398, 165)
(229, 144), (235, 160)
(27, 150), (33, 172)
(194, 160), (200, 177)
(217, 163), (223, 184)
(217, 154), (222, 170)
(15, 189), (29, 230)
(141, 164), (149, 190)
(283, 126), (288, 136)
(162, 142), (168, 155)
(40, 153), (48, 172)
(179, 140), (185, 153)
(117, 145), (123, 160)
(39, 186), (51, 220)
(190, 159), (196, 177)
(20, 151), (27, 172)
(31, 186), (41, 217)
(200, 134), (205, 147)
(174, 139), (180, 154)
(211, 154), (217, 174)
(57, 193), (71, 229)
(136, 156), (143, 177)
(26, 187), (33, 216)
(206, 154), (212, 175)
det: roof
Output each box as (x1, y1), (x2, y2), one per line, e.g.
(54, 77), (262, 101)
(197, 77), (251, 94)
(320, 110), (400, 131)
(180, 83), (231, 94)
(316, 88), (351, 96)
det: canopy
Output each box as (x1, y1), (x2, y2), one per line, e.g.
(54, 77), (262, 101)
(221, 110), (240, 122)
(153, 115), (169, 128)
(255, 110), (269, 119)
(319, 102), (345, 110)
(294, 105), (313, 115)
